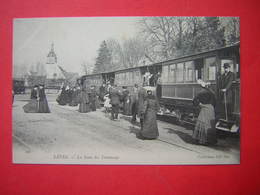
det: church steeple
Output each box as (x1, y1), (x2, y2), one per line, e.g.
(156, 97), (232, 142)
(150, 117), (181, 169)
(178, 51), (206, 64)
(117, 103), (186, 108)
(47, 42), (57, 64)
(51, 42), (54, 52)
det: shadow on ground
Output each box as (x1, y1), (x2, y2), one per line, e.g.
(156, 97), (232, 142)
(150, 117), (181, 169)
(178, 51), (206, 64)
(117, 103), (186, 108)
(164, 127), (238, 152)
(165, 127), (195, 144)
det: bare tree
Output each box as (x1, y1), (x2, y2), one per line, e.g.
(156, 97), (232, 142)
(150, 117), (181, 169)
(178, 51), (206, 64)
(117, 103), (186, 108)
(122, 36), (147, 68)
(106, 38), (125, 70)
(138, 17), (189, 60)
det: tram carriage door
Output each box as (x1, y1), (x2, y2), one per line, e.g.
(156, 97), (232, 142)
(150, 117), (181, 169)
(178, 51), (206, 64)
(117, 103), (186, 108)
(194, 58), (203, 81)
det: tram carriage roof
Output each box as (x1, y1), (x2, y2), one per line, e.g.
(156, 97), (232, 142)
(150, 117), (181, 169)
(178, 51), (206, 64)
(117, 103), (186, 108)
(159, 41), (240, 66)
(81, 42), (240, 78)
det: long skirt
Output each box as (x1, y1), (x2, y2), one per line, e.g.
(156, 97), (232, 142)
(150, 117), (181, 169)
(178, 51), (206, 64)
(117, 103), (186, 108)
(141, 108), (159, 139)
(56, 94), (67, 105)
(23, 99), (38, 113)
(79, 103), (91, 113)
(38, 99), (51, 113)
(192, 104), (217, 145)
(123, 100), (131, 116)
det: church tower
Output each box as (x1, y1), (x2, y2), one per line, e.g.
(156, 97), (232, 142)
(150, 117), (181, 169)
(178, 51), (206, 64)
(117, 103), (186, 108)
(46, 43), (60, 79)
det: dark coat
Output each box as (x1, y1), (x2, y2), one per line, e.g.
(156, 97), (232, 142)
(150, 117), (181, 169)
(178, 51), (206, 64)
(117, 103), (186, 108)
(69, 89), (78, 106)
(141, 96), (159, 139)
(137, 87), (146, 117)
(219, 71), (235, 104)
(109, 87), (121, 105)
(30, 88), (38, 99)
(130, 87), (139, 115)
(89, 89), (97, 111)
(38, 88), (50, 113)
(57, 87), (67, 105)
(79, 90), (91, 113)
(99, 85), (106, 101)
(122, 89), (131, 115)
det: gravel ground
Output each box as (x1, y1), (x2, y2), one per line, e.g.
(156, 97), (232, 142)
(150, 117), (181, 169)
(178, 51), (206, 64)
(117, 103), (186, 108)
(12, 94), (240, 165)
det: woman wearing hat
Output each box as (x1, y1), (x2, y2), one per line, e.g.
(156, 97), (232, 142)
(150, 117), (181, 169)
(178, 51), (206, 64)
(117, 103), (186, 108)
(138, 90), (159, 140)
(78, 86), (91, 113)
(23, 85), (39, 113)
(38, 84), (51, 113)
(122, 86), (131, 116)
(192, 80), (217, 145)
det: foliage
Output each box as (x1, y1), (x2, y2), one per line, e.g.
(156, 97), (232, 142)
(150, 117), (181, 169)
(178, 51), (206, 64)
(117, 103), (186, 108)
(92, 17), (240, 73)
(93, 41), (112, 73)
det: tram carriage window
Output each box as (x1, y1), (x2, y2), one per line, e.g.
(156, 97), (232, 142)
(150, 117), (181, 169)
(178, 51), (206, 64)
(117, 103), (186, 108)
(121, 73), (124, 85)
(205, 57), (216, 81)
(235, 63), (240, 79)
(176, 63), (184, 82)
(119, 73), (122, 85)
(184, 61), (194, 82)
(123, 73), (126, 85)
(162, 65), (169, 83)
(194, 58), (203, 81)
(125, 72), (129, 85)
(169, 64), (176, 82)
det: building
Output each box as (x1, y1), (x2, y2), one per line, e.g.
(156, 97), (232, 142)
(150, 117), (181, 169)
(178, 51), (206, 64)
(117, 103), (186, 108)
(46, 43), (60, 79)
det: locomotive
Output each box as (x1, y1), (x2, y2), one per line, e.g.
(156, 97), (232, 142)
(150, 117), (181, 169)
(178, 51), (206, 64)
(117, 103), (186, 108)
(80, 42), (240, 133)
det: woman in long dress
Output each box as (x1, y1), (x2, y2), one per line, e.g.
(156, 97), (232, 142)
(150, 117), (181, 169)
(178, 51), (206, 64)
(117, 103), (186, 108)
(56, 86), (67, 105)
(23, 85), (39, 113)
(69, 87), (79, 106)
(79, 87), (91, 113)
(38, 85), (51, 113)
(192, 80), (217, 145)
(122, 87), (131, 116)
(89, 86), (97, 111)
(139, 90), (159, 140)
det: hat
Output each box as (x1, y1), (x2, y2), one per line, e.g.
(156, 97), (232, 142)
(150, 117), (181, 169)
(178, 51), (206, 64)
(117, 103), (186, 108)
(147, 90), (152, 95)
(197, 79), (208, 88)
(223, 63), (230, 69)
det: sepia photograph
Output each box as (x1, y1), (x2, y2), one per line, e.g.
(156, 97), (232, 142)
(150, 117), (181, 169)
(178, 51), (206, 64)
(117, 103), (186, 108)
(12, 17), (240, 164)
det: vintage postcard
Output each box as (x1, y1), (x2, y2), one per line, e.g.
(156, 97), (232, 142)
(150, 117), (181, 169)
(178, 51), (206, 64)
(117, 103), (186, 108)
(12, 17), (240, 164)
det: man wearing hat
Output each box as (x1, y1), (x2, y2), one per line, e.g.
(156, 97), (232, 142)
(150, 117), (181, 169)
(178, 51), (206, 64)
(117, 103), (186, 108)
(219, 63), (235, 117)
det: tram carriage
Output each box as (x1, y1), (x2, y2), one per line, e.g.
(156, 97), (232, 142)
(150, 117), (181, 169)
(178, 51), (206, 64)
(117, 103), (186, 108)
(158, 42), (240, 133)
(80, 42), (240, 133)
(13, 79), (26, 94)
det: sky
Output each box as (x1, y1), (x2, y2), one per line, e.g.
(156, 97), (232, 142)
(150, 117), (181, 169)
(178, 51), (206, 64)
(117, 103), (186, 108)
(13, 17), (141, 75)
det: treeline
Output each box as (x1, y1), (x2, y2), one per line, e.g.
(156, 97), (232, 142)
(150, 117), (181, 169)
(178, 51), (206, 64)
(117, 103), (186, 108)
(92, 17), (239, 74)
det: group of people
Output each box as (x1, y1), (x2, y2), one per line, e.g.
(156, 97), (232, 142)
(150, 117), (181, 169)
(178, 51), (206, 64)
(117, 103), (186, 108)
(23, 84), (50, 113)
(56, 84), (101, 113)
(116, 83), (160, 140)
(56, 85), (81, 107)
(21, 62), (234, 144)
